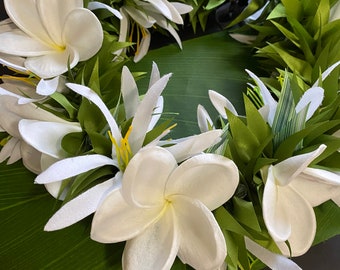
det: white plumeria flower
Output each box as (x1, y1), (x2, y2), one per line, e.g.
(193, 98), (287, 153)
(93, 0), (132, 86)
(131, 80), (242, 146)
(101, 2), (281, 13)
(117, 1), (192, 62)
(0, 0), (103, 78)
(35, 64), (223, 230)
(0, 95), (80, 173)
(91, 146), (239, 270)
(262, 144), (340, 256)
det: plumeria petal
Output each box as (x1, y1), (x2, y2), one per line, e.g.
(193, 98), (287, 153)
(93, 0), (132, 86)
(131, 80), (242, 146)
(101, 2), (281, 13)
(165, 129), (223, 163)
(246, 69), (277, 125)
(289, 167), (340, 207)
(35, 154), (116, 184)
(263, 167), (316, 256)
(87, 1), (122, 19)
(91, 188), (163, 243)
(4, 0), (53, 45)
(129, 73), (172, 154)
(262, 167), (291, 242)
(24, 47), (79, 79)
(122, 206), (179, 270)
(45, 175), (121, 231)
(62, 8), (103, 61)
(295, 87), (324, 121)
(166, 153), (239, 211)
(122, 147), (177, 208)
(36, 76), (62, 95)
(174, 195), (227, 270)
(273, 145), (326, 186)
(0, 30), (53, 56)
(19, 119), (81, 158)
(37, 0), (83, 46)
(66, 83), (122, 142)
(209, 90), (238, 118)
(197, 104), (214, 132)
(121, 66), (139, 119)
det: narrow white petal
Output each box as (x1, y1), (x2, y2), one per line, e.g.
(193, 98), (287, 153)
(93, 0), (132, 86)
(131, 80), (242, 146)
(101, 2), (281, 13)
(122, 147), (177, 208)
(245, 237), (302, 270)
(133, 29), (151, 63)
(330, 2), (340, 21)
(87, 2), (122, 19)
(91, 188), (163, 243)
(129, 73), (171, 154)
(173, 196), (227, 270)
(166, 129), (223, 163)
(45, 175), (121, 231)
(66, 83), (122, 142)
(171, 2), (194, 15)
(19, 119), (82, 158)
(148, 61), (161, 88)
(273, 145), (326, 186)
(123, 206), (179, 270)
(146, 0), (173, 21)
(35, 154), (116, 184)
(63, 8), (103, 61)
(0, 137), (20, 164)
(147, 96), (163, 131)
(312, 60), (340, 87)
(124, 6), (156, 28)
(229, 33), (257, 45)
(155, 16), (183, 49)
(166, 153), (239, 210)
(121, 66), (139, 119)
(197, 104), (214, 132)
(246, 69), (277, 125)
(0, 53), (27, 72)
(295, 87), (324, 121)
(209, 90), (238, 118)
(24, 47), (79, 79)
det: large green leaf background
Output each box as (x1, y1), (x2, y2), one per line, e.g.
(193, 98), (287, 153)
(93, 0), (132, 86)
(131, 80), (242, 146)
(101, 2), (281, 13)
(0, 31), (255, 269)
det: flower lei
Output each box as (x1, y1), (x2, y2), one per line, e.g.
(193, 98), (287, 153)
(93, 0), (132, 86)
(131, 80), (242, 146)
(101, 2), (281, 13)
(0, 0), (340, 269)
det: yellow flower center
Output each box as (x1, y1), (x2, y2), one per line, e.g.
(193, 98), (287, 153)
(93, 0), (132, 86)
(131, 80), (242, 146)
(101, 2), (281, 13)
(108, 126), (133, 171)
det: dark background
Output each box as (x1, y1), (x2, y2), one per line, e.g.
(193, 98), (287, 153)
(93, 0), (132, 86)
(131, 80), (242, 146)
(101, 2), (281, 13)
(1, 2), (340, 269)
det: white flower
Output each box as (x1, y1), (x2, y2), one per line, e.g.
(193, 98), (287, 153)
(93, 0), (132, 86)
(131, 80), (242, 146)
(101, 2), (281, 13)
(33, 63), (223, 230)
(117, 1), (193, 62)
(0, 95), (80, 173)
(330, 1), (340, 22)
(91, 146), (239, 270)
(0, 0), (103, 78)
(262, 144), (340, 256)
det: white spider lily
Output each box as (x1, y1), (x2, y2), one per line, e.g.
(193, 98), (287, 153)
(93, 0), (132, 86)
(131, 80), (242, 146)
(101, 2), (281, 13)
(117, 1), (192, 62)
(0, 0), (103, 78)
(0, 95), (80, 173)
(91, 146), (239, 270)
(246, 62), (340, 126)
(34, 64), (223, 231)
(262, 144), (340, 256)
